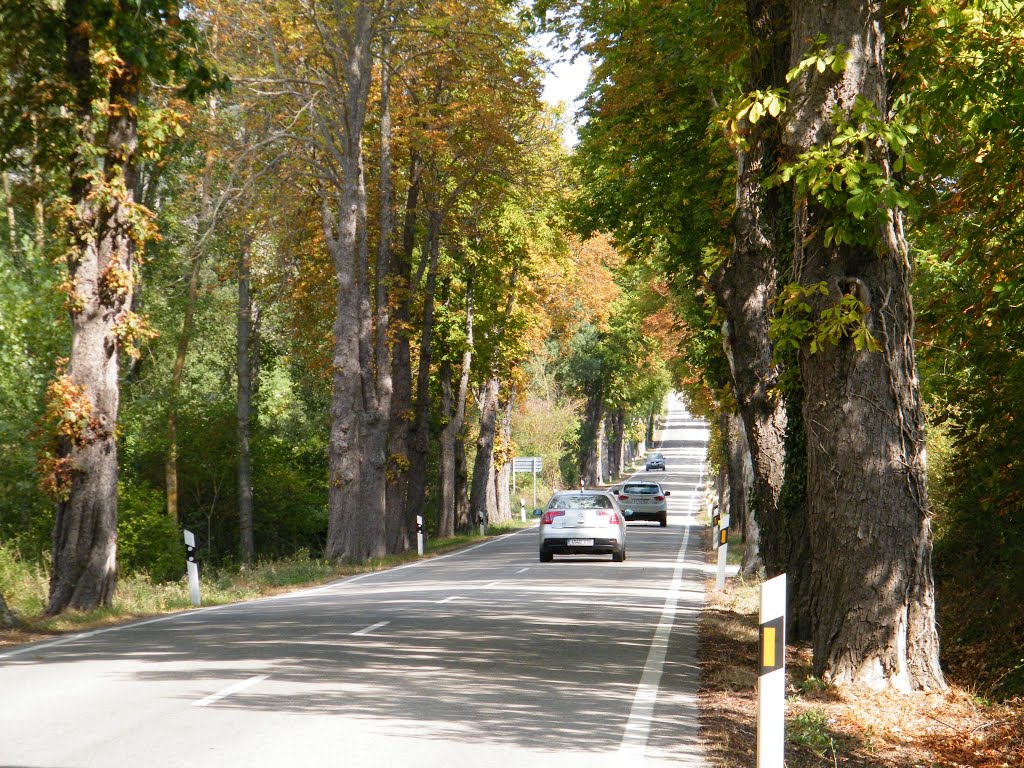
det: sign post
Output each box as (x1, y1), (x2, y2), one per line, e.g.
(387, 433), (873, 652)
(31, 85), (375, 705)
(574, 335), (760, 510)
(758, 573), (787, 768)
(183, 529), (200, 607)
(512, 456), (542, 509)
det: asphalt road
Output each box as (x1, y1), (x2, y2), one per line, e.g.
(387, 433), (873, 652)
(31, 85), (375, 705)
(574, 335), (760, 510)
(0, 395), (710, 768)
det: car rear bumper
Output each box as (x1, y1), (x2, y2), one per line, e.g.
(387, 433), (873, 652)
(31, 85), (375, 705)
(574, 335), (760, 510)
(540, 537), (622, 554)
(627, 511), (665, 522)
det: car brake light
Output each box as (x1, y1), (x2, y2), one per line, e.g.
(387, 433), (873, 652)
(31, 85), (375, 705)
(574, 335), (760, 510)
(655, 495), (665, 501)
(618, 494), (629, 500)
(598, 510), (620, 524)
(540, 510), (564, 525)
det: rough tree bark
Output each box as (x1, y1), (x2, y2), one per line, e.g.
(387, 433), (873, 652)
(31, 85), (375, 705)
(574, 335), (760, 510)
(492, 393), (514, 522)
(469, 377), (500, 525)
(324, 0), (384, 562)
(439, 277), (473, 538)
(578, 387), (604, 487)
(606, 408), (625, 481)
(784, 0), (944, 690)
(404, 207), (442, 549)
(711, 0), (791, 578)
(385, 154), (420, 553)
(46, 8), (140, 614)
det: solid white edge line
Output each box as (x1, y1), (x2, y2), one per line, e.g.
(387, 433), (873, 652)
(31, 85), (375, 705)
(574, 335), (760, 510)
(617, 521), (692, 758)
(351, 620), (390, 636)
(618, 398), (707, 759)
(437, 596), (461, 604)
(193, 674), (270, 707)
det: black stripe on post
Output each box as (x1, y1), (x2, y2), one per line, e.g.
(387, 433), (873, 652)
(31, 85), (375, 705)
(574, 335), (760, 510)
(758, 615), (785, 676)
(186, 544), (196, 564)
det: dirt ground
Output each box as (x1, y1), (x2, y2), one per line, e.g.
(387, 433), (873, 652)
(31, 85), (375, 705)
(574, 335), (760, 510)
(697, 570), (1024, 767)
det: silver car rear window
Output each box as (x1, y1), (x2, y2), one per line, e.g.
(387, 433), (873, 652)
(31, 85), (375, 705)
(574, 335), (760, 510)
(623, 484), (659, 494)
(548, 494), (613, 509)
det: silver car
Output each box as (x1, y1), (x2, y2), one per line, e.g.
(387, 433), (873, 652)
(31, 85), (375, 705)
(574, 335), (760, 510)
(537, 490), (628, 562)
(612, 481), (670, 527)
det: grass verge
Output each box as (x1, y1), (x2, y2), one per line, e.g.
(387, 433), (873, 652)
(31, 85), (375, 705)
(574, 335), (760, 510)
(0, 526), (527, 650)
(698, 541), (1024, 767)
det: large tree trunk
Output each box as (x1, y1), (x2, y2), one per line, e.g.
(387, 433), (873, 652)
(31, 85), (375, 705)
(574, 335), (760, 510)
(358, 36), (394, 559)
(236, 235), (255, 565)
(439, 279), (473, 539)
(325, 0), (383, 562)
(607, 409), (625, 481)
(385, 155), (420, 553)
(404, 208), (442, 549)
(779, 378), (812, 640)
(492, 394), (514, 523)
(784, 0), (944, 691)
(711, 0), (791, 578)
(469, 377), (500, 527)
(578, 388), (604, 487)
(455, 439), (469, 533)
(720, 411), (761, 576)
(46, 12), (140, 614)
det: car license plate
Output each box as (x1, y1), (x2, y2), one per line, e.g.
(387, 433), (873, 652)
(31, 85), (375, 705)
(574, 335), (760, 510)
(567, 538), (594, 546)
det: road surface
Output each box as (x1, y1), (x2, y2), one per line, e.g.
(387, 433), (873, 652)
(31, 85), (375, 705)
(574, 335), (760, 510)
(0, 394), (710, 768)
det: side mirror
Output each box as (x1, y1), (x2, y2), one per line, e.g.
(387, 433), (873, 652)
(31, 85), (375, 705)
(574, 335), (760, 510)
(532, 508), (543, 517)
(665, 491), (671, 497)
(624, 508), (635, 517)
(610, 487), (619, 494)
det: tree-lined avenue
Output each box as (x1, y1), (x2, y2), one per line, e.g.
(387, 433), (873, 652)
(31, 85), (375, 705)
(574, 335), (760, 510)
(1, 397), (710, 768)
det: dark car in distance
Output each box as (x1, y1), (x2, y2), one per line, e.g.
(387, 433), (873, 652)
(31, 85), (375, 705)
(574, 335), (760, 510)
(645, 452), (666, 471)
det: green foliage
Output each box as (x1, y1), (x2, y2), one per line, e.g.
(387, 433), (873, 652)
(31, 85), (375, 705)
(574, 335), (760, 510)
(117, 480), (182, 582)
(769, 281), (880, 366)
(786, 34), (849, 82)
(774, 96), (919, 248)
(0, 542), (48, 617)
(896, 1), (1024, 698)
(788, 708), (838, 758)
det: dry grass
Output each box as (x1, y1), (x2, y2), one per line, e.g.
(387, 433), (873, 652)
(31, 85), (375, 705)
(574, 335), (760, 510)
(698, 563), (1024, 767)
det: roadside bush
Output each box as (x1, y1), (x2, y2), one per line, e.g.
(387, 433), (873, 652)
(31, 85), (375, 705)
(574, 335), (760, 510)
(117, 480), (182, 582)
(0, 542), (48, 616)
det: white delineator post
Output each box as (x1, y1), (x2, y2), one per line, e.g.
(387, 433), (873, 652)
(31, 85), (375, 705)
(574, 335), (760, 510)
(416, 515), (424, 556)
(758, 573), (787, 768)
(184, 529), (201, 607)
(715, 512), (730, 592)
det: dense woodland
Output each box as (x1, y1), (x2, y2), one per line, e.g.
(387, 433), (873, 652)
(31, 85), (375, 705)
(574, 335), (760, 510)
(0, 0), (1022, 701)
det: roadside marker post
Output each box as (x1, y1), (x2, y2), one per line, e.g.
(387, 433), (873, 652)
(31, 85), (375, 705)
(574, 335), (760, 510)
(478, 511), (485, 537)
(416, 515), (424, 556)
(519, 498), (526, 523)
(183, 529), (201, 607)
(715, 512), (730, 592)
(758, 573), (787, 768)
